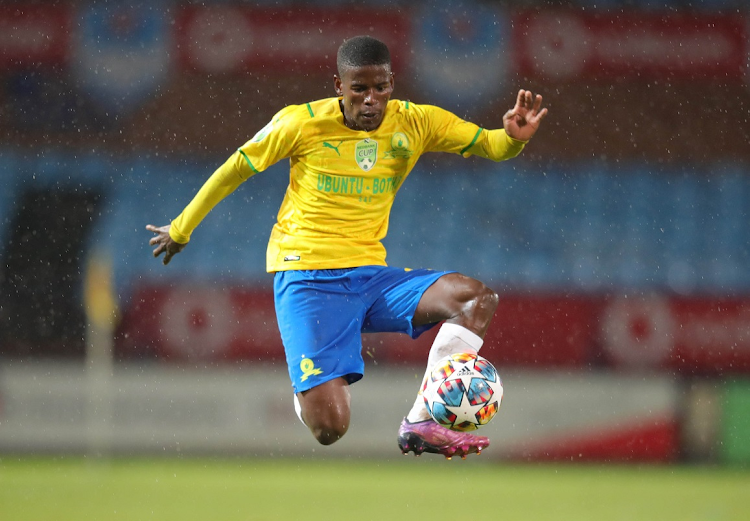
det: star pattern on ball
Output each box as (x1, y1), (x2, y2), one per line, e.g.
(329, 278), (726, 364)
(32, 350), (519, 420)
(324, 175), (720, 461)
(449, 392), (491, 426)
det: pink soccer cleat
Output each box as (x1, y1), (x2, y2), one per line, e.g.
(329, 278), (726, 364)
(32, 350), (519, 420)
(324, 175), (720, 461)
(397, 418), (490, 460)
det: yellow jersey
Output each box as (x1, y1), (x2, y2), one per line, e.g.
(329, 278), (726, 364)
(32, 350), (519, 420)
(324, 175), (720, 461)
(169, 97), (526, 272)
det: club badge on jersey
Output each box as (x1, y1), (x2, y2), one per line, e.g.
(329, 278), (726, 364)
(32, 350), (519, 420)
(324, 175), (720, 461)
(384, 132), (413, 159)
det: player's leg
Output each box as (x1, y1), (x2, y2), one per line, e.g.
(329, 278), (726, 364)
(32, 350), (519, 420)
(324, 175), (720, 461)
(359, 268), (497, 457)
(398, 272), (498, 458)
(407, 272), (498, 424)
(295, 377), (351, 445)
(274, 269), (367, 446)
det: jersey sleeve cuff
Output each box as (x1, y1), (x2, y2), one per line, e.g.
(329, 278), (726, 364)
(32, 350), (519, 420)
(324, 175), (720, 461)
(505, 133), (528, 149)
(168, 224), (190, 244)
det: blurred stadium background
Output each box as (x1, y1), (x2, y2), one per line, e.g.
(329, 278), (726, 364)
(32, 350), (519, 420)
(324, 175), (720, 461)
(1, 0), (749, 518)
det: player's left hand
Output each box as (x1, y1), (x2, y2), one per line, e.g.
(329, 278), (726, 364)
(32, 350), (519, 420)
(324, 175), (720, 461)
(146, 224), (186, 265)
(503, 89), (548, 142)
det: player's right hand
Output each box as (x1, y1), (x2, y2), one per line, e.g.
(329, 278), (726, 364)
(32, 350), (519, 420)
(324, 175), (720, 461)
(146, 224), (186, 265)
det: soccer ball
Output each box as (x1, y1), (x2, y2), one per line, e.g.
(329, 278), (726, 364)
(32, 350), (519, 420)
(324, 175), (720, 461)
(422, 352), (503, 432)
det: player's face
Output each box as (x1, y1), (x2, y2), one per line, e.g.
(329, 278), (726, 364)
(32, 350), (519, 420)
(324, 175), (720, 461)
(334, 64), (394, 132)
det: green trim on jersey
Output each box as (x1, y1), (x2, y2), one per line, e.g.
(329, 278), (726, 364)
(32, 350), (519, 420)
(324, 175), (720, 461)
(405, 101), (410, 109)
(238, 149), (260, 174)
(460, 128), (483, 155)
(306, 103), (314, 118)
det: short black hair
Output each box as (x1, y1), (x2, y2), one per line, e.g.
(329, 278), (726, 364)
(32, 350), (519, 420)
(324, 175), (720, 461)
(336, 36), (391, 76)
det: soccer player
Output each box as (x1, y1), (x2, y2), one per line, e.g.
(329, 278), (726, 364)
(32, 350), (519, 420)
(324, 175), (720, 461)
(147, 35), (547, 458)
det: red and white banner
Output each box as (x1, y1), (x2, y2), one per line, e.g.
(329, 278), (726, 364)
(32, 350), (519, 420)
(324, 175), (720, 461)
(118, 285), (285, 362)
(174, 6), (411, 75)
(512, 10), (747, 80)
(3, 5), (747, 83)
(117, 284), (750, 375)
(0, 5), (71, 67)
(601, 295), (750, 374)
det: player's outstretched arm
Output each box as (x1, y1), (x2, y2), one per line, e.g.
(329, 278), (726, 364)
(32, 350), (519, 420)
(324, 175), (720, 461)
(146, 224), (186, 265)
(502, 89), (548, 142)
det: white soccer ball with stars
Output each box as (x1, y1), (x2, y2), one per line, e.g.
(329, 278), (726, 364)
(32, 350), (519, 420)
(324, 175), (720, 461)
(422, 352), (503, 432)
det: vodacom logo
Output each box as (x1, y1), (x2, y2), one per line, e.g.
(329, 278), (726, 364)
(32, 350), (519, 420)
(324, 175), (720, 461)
(600, 295), (676, 367)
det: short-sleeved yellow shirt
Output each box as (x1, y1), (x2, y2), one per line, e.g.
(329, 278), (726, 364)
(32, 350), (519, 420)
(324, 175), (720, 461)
(169, 97), (525, 272)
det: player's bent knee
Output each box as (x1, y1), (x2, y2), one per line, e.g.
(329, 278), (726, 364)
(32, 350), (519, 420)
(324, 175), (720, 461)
(477, 284), (499, 313)
(469, 284), (499, 330)
(459, 277), (499, 316)
(297, 380), (351, 445)
(311, 424), (349, 445)
(445, 274), (497, 307)
(309, 415), (349, 445)
(439, 275), (499, 335)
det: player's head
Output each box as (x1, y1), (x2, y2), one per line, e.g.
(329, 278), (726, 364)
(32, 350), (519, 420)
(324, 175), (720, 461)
(336, 35), (391, 77)
(334, 36), (394, 132)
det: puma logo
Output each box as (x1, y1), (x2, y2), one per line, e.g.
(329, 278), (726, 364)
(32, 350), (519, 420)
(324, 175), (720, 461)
(323, 141), (343, 156)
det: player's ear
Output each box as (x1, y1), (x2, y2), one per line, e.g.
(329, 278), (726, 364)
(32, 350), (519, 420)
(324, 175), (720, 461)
(333, 75), (343, 96)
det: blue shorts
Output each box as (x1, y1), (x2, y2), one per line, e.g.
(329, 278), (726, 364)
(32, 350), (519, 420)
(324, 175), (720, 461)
(274, 266), (452, 393)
